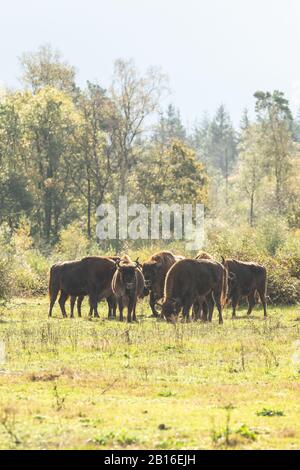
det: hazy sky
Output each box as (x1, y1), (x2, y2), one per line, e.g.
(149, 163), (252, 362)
(1, 0), (300, 126)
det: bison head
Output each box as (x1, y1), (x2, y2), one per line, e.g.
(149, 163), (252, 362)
(142, 261), (162, 290)
(116, 262), (137, 291)
(161, 298), (181, 322)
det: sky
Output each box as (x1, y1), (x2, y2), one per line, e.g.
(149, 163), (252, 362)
(1, 0), (300, 127)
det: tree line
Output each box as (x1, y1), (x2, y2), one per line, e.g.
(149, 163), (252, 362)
(1, 44), (300, 246)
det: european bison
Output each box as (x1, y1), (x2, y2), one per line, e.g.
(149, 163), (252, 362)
(162, 259), (228, 324)
(48, 257), (116, 318)
(68, 256), (120, 318)
(193, 252), (215, 321)
(142, 251), (184, 317)
(221, 257), (267, 318)
(112, 255), (145, 322)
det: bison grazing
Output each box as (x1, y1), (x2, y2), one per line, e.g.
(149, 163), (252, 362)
(162, 259), (228, 324)
(48, 257), (116, 318)
(112, 255), (145, 322)
(221, 258), (267, 318)
(142, 251), (184, 317)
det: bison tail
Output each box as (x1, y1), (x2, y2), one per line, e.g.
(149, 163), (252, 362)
(221, 266), (228, 308)
(48, 266), (59, 299)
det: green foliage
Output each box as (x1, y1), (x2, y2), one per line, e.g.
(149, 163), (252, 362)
(256, 408), (285, 417)
(134, 140), (208, 205)
(55, 223), (89, 260)
(0, 257), (12, 301)
(19, 44), (76, 94)
(204, 219), (300, 304)
(1, 47), (300, 307)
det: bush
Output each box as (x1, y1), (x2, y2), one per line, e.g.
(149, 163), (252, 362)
(0, 256), (13, 301)
(0, 226), (13, 301)
(204, 219), (300, 305)
(8, 221), (49, 296)
(277, 230), (300, 279)
(260, 256), (300, 305)
(55, 222), (89, 261)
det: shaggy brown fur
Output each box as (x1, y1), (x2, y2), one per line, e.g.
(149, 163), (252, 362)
(69, 256), (120, 318)
(48, 257), (116, 318)
(162, 259), (227, 324)
(221, 258), (267, 317)
(112, 255), (145, 322)
(193, 252), (215, 321)
(142, 251), (184, 317)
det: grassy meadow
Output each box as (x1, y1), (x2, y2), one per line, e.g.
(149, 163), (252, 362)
(0, 296), (300, 450)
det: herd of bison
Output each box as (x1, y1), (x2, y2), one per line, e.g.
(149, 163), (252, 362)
(48, 251), (267, 324)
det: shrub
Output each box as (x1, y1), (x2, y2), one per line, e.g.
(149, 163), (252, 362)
(55, 222), (89, 261)
(8, 221), (49, 296)
(277, 230), (300, 279)
(0, 256), (13, 301)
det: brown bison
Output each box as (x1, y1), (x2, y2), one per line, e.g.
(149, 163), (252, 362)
(142, 251), (184, 317)
(221, 257), (267, 318)
(162, 259), (228, 324)
(48, 257), (116, 318)
(193, 252), (215, 321)
(68, 256), (120, 318)
(112, 255), (145, 322)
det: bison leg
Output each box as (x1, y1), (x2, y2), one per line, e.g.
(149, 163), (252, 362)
(70, 296), (76, 318)
(127, 297), (135, 323)
(202, 301), (208, 322)
(207, 292), (215, 322)
(149, 291), (159, 317)
(77, 295), (84, 317)
(182, 301), (193, 322)
(231, 291), (240, 318)
(89, 294), (99, 318)
(112, 298), (117, 318)
(107, 297), (112, 318)
(246, 291), (256, 316)
(257, 288), (267, 318)
(212, 290), (223, 324)
(107, 295), (117, 319)
(192, 300), (200, 321)
(118, 299), (124, 322)
(48, 287), (59, 318)
(58, 292), (68, 318)
(132, 302), (138, 322)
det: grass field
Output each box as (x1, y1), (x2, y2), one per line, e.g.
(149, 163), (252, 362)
(0, 297), (300, 450)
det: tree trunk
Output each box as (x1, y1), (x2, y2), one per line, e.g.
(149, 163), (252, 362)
(225, 147), (229, 206)
(249, 192), (254, 227)
(87, 176), (91, 239)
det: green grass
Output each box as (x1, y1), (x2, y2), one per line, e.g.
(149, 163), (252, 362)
(0, 297), (300, 449)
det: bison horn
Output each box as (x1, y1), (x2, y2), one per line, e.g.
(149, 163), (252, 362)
(221, 256), (225, 265)
(135, 257), (143, 269)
